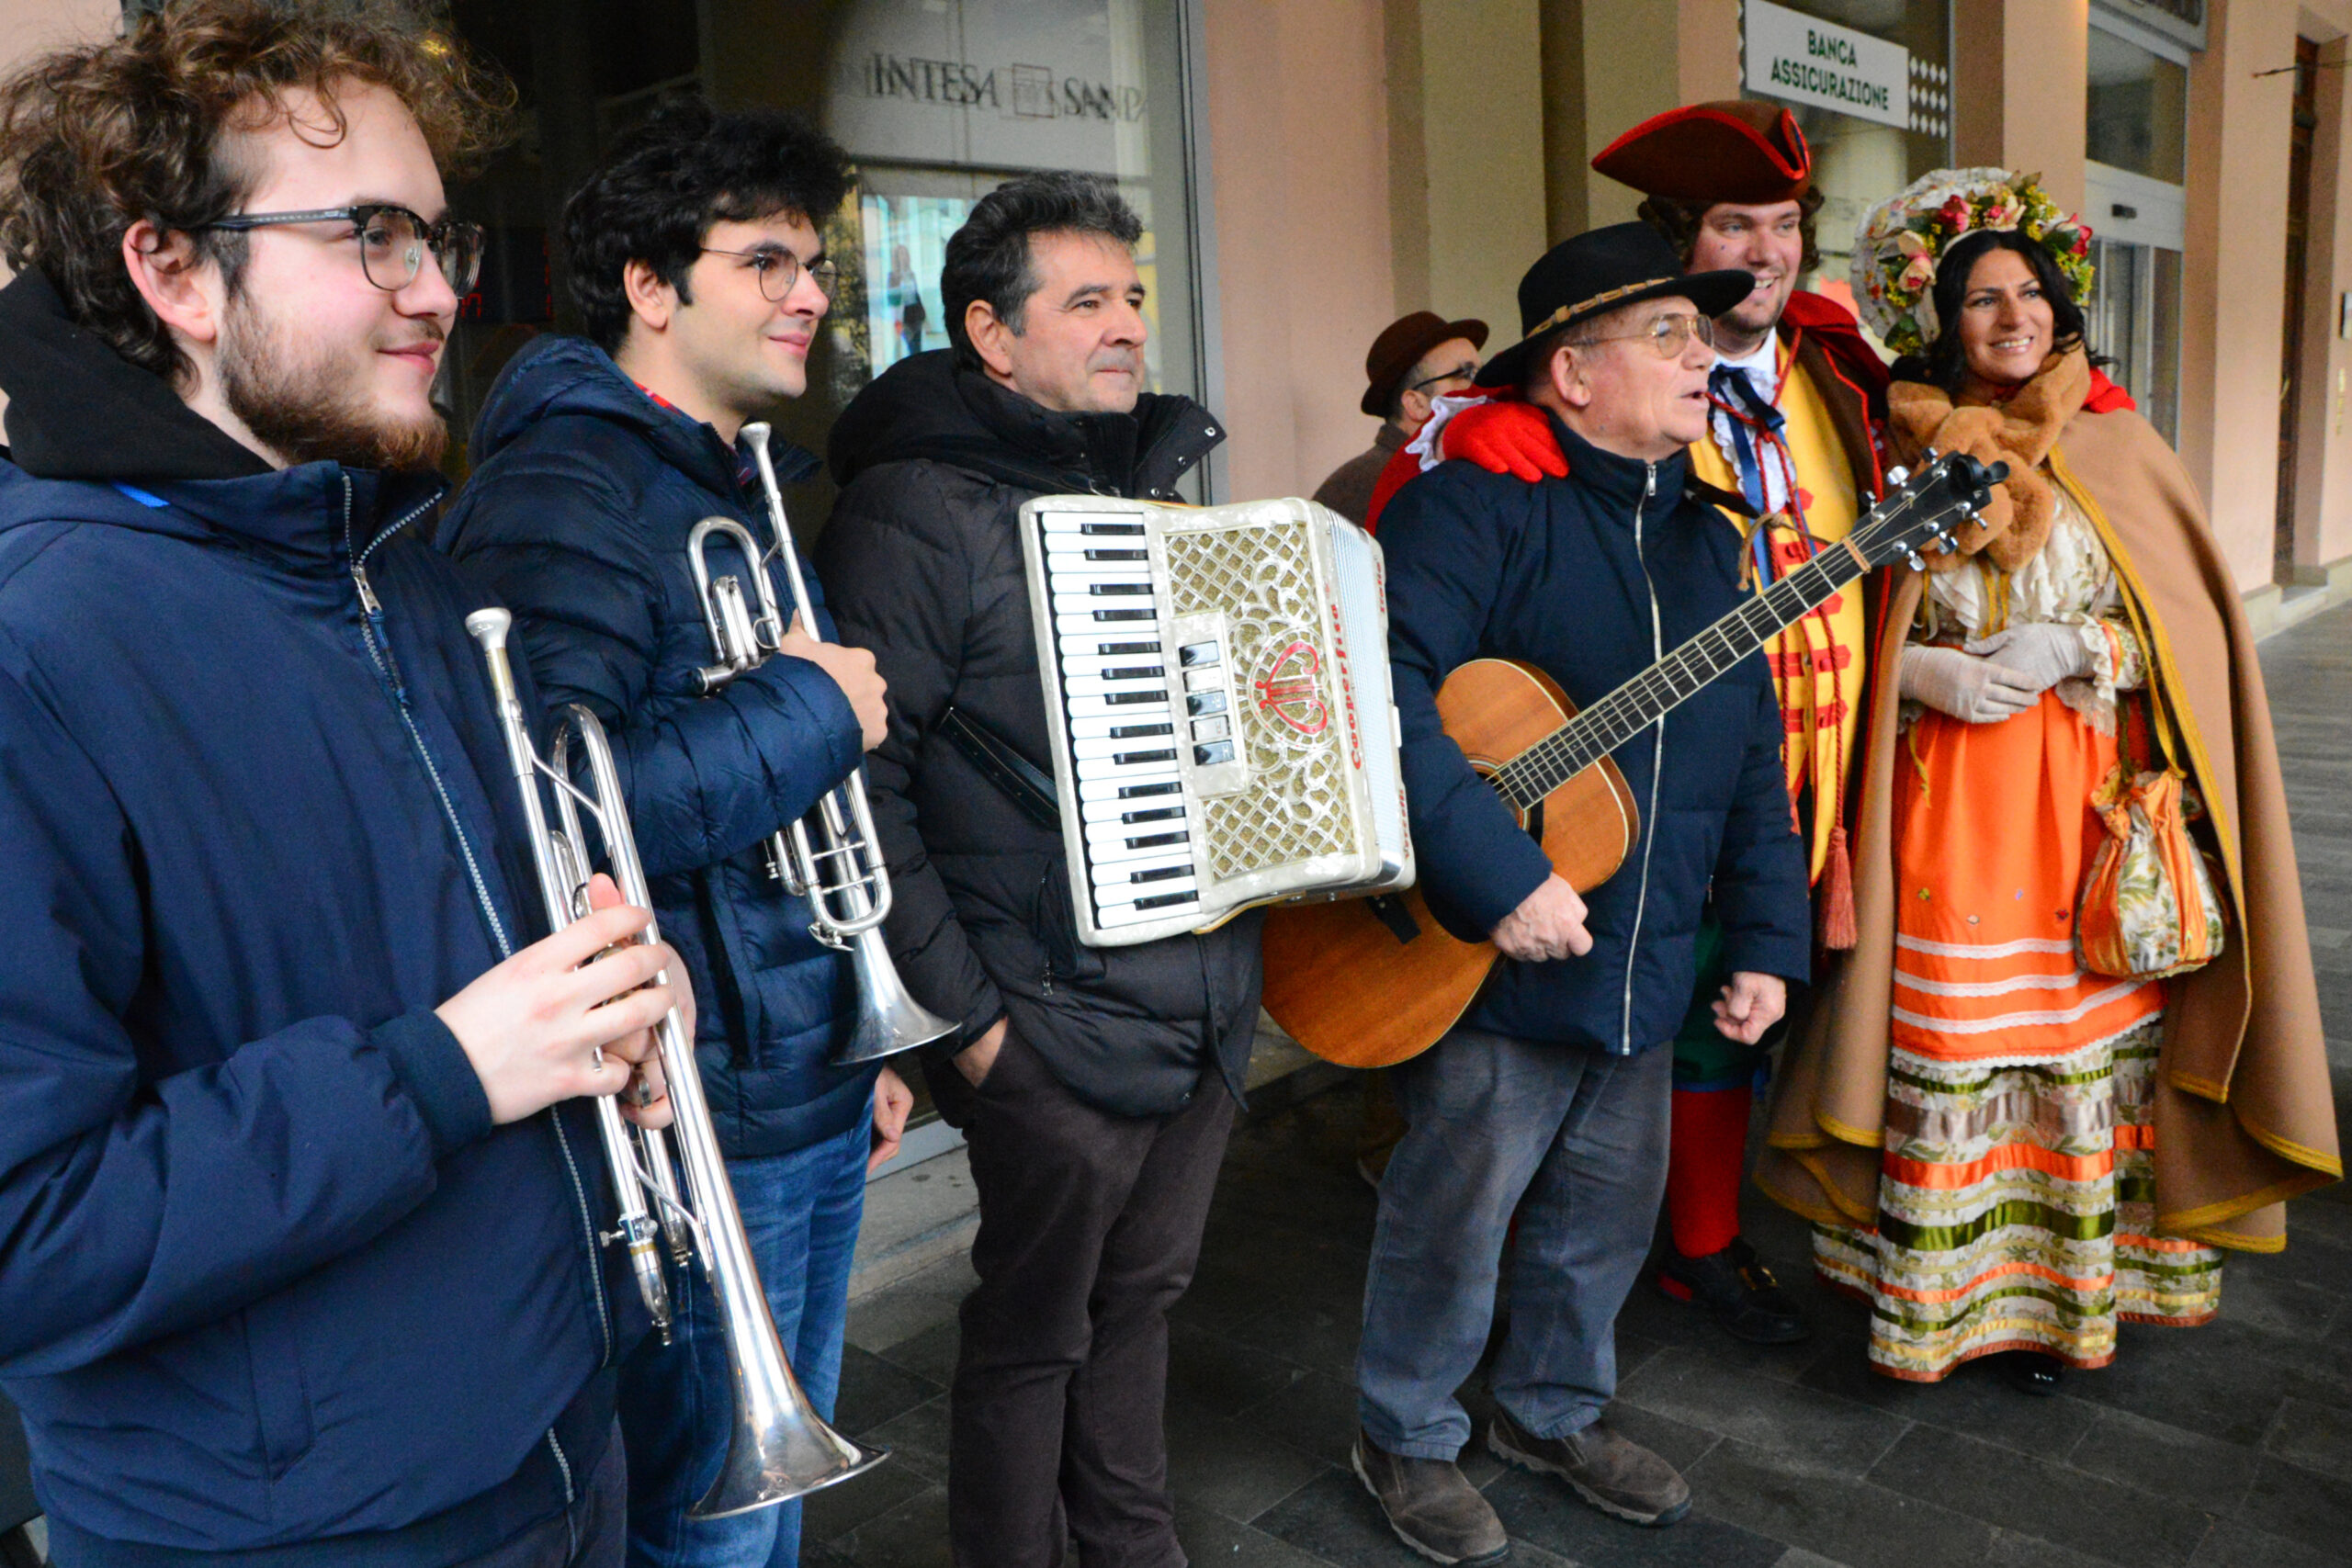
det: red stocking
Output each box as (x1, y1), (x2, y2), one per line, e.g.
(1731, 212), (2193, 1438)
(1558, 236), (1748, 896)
(1665, 1084), (1752, 1261)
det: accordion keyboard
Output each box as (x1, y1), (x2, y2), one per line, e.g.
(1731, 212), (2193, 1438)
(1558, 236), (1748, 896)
(1041, 513), (1212, 930)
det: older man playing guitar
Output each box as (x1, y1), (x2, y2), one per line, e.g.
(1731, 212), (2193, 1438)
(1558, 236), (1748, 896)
(1347, 223), (1813, 1562)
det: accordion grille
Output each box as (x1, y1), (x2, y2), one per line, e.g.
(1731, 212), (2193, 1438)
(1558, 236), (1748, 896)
(1162, 519), (1356, 881)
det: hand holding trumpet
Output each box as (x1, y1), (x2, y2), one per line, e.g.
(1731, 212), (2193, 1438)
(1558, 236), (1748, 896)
(776, 611), (888, 751)
(435, 871), (685, 1127)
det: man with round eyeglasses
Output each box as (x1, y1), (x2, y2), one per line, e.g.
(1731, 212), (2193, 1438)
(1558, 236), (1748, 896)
(1441, 101), (1894, 1354)
(437, 98), (902, 1568)
(1351, 223), (1810, 1559)
(0, 4), (696, 1564)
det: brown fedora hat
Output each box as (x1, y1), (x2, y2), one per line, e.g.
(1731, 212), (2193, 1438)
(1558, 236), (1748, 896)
(1592, 99), (1813, 205)
(1361, 310), (1489, 418)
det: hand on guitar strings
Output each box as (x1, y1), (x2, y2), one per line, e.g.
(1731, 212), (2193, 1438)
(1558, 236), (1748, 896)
(1490, 874), (1594, 964)
(1712, 971), (1787, 1043)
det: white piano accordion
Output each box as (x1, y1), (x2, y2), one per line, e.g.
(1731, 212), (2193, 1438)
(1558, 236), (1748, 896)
(1021, 494), (1413, 948)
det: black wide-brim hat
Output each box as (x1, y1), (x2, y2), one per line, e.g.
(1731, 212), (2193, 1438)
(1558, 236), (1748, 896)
(1474, 221), (1757, 390)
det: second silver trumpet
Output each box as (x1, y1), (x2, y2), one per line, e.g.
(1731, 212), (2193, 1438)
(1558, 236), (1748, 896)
(468, 606), (886, 1517)
(685, 421), (954, 1066)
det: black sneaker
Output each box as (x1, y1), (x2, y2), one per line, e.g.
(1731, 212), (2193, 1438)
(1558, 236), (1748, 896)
(2003, 1353), (2066, 1395)
(1656, 1237), (1810, 1345)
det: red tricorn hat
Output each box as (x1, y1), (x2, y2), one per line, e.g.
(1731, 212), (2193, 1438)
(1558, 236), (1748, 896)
(1591, 99), (1813, 204)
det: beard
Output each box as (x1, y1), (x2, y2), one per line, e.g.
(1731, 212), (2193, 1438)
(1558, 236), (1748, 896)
(220, 291), (448, 473)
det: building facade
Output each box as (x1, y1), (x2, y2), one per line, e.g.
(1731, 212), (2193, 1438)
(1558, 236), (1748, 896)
(4, 1), (2347, 615)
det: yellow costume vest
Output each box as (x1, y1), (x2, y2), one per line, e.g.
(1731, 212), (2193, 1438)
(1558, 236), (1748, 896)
(1688, 347), (1867, 885)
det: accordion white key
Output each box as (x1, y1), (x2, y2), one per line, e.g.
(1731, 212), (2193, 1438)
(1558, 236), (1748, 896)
(1021, 494), (1413, 948)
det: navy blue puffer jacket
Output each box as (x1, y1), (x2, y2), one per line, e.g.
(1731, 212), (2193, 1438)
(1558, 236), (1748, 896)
(0, 274), (633, 1560)
(439, 337), (873, 1158)
(1381, 417), (1812, 1054)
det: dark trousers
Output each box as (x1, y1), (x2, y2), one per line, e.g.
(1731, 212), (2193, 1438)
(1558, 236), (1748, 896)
(932, 1032), (1234, 1568)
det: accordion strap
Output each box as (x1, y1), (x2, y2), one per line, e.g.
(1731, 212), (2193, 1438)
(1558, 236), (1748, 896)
(938, 705), (1062, 830)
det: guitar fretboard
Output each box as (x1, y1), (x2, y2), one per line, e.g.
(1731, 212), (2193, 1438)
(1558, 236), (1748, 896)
(1488, 481), (1944, 809)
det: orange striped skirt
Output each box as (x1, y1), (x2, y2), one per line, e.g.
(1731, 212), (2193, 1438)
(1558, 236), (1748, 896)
(1815, 692), (2222, 1380)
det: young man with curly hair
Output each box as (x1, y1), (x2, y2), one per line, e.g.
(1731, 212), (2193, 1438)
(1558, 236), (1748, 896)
(0, 3), (695, 1564)
(436, 99), (902, 1568)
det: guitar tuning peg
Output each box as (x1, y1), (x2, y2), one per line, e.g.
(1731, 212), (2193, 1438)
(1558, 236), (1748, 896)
(1886, 465), (1910, 487)
(1906, 550), (1927, 571)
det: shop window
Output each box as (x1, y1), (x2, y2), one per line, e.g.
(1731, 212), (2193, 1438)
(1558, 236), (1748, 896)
(2083, 12), (2190, 444)
(438, 0), (1208, 502)
(2086, 25), (2188, 184)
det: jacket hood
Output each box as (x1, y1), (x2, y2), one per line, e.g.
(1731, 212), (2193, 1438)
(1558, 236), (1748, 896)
(0, 268), (273, 483)
(828, 348), (1222, 501)
(469, 334), (820, 495)
(0, 270), (444, 562)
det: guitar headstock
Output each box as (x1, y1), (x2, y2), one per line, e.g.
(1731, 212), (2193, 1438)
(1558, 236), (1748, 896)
(1859, 449), (2010, 572)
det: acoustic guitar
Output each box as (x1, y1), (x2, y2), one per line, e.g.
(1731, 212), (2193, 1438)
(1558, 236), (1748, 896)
(1261, 451), (2007, 1067)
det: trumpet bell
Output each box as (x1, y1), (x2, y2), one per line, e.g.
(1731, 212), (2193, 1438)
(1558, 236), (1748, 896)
(692, 1359), (890, 1518)
(831, 929), (956, 1066)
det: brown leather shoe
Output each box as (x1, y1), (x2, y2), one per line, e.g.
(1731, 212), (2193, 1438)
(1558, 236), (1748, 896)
(1351, 1428), (1510, 1564)
(1486, 1408), (1691, 1526)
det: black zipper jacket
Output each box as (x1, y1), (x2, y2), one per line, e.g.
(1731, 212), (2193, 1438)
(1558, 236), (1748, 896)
(815, 350), (1257, 1118)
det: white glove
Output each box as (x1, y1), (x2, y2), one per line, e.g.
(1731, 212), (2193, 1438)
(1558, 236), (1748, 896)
(1900, 645), (2040, 724)
(1962, 623), (2097, 695)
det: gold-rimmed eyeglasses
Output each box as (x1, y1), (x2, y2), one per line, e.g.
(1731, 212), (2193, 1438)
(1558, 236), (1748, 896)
(1580, 312), (1715, 357)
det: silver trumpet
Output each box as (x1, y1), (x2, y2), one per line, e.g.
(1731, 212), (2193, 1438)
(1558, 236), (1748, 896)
(467, 606), (888, 1517)
(683, 420), (955, 1067)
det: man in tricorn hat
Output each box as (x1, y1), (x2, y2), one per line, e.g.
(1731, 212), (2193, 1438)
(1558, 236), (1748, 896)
(1444, 100), (1891, 1348)
(1313, 310), (1486, 526)
(1351, 223), (1810, 1559)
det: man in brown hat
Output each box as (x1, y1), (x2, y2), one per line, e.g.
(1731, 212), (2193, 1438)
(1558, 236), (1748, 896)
(1443, 99), (1891, 1350)
(1312, 310), (1485, 525)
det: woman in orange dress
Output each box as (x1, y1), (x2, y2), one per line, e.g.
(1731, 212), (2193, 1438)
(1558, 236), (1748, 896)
(1758, 170), (2340, 1393)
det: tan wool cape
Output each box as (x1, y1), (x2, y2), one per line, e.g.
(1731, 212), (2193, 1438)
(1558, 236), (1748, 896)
(1758, 350), (2341, 1251)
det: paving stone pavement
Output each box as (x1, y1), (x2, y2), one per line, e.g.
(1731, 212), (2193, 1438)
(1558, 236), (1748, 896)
(812, 602), (2352, 1568)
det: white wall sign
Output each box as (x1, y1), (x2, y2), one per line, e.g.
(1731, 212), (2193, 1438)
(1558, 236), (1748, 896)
(1743, 0), (1913, 132)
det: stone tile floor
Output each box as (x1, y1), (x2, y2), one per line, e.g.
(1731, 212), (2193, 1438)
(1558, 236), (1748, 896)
(808, 602), (2352, 1568)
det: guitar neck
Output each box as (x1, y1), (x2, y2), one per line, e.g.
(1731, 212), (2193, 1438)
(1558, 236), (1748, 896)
(1492, 539), (1866, 808)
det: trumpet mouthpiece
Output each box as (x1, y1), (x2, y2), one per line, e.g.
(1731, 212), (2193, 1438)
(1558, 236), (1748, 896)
(466, 607), (513, 647)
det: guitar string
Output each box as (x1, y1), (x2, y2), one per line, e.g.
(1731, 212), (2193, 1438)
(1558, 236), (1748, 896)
(1487, 472), (1972, 808)
(1494, 491), (1919, 802)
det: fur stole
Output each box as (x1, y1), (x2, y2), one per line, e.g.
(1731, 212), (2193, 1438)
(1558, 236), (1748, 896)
(1885, 348), (2091, 573)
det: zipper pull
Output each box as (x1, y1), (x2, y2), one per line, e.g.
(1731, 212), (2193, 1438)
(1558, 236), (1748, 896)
(1643, 462), (1657, 498)
(353, 561), (382, 617)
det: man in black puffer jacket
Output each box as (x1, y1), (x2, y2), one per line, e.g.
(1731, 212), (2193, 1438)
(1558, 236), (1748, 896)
(816, 173), (1249, 1568)
(438, 105), (899, 1568)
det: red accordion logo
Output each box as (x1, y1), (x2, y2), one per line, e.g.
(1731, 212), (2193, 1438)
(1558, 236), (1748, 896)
(1254, 638), (1329, 738)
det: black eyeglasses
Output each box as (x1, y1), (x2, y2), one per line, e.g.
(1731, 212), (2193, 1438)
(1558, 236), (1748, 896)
(1407, 360), (1480, 394)
(201, 204), (483, 296)
(700, 246), (840, 302)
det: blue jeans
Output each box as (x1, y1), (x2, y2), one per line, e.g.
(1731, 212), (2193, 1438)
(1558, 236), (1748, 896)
(1357, 1028), (1672, 1459)
(616, 1111), (871, 1568)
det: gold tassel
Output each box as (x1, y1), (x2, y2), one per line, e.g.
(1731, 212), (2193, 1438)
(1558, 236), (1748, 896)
(1818, 824), (1859, 952)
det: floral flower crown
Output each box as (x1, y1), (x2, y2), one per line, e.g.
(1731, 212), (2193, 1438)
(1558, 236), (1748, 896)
(1849, 167), (2095, 357)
